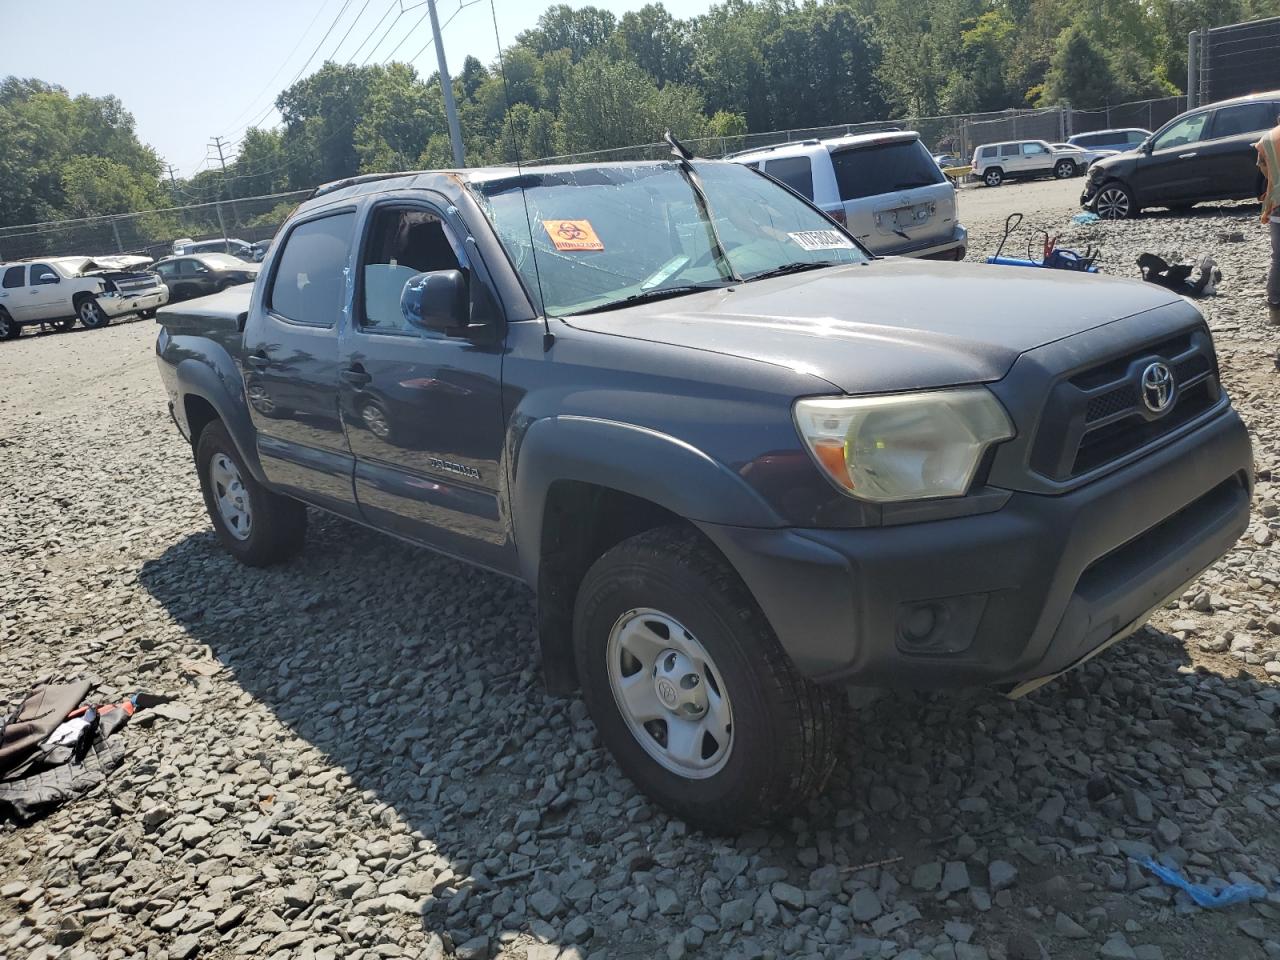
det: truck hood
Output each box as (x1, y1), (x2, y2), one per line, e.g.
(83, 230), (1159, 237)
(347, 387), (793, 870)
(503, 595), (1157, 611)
(563, 259), (1185, 394)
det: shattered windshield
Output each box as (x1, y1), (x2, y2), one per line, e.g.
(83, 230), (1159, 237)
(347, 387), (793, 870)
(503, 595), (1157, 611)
(470, 161), (866, 316)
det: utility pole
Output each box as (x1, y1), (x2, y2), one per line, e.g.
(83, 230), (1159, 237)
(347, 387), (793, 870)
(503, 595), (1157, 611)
(209, 136), (237, 231)
(164, 163), (179, 190)
(427, 0), (466, 167)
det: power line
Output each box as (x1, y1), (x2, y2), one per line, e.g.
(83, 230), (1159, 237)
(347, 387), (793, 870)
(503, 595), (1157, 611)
(348, 0), (400, 63)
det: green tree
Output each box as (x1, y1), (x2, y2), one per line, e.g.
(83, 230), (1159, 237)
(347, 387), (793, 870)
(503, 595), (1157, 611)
(617, 4), (695, 87)
(943, 10), (1016, 112)
(517, 4), (617, 61)
(559, 54), (707, 154)
(1040, 26), (1120, 106)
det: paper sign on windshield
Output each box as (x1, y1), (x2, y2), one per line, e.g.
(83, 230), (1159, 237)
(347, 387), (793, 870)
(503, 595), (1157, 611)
(788, 230), (855, 251)
(543, 219), (604, 251)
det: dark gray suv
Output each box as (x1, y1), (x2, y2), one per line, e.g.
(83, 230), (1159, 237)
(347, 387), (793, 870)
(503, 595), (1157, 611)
(1082, 90), (1280, 218)
(156, 158), (1253, 830)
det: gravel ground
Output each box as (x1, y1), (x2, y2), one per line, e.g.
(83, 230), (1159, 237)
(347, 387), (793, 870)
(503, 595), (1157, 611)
(5, 182), (1280, 960)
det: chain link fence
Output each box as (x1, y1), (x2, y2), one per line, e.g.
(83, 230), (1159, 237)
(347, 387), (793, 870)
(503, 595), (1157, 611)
(0, 191), (311, 263)
(1070, 96), (1188, 136)
(1190, 16), (1280, 108)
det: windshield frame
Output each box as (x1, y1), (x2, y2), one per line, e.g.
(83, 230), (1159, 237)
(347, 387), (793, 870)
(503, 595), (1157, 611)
(467, 160), (870, 319)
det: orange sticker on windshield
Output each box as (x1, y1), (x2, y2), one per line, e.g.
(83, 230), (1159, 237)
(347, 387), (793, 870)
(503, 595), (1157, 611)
(542, 219), (604, 251)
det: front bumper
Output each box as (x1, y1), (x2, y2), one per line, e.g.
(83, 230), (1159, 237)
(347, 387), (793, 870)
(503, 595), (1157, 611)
(1080, 177), (1102, 209)
(101, 286), (170, 318)
(700, 407), (1252, 689)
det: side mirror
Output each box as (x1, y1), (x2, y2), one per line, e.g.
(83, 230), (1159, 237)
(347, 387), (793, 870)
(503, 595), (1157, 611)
(1142, 141), (1154, 155)
(402, 269), (469, 334)
(39, 273), (58, 283)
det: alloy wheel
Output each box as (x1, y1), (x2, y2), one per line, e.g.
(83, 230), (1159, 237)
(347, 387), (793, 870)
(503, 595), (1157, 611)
(79, 300), (105, 327)
(606, 607), (734, 779)
(1096, 187), (1131, 220)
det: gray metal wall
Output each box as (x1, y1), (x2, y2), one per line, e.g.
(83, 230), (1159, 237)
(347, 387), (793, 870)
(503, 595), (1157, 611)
(1192, 17), (1280, 107)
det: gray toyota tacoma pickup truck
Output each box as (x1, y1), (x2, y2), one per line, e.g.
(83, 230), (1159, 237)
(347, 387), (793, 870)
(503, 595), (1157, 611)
(156, 158), (1252, 831)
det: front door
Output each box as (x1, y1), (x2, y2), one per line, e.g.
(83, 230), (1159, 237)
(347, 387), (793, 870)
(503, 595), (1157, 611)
(1021, 141), (1053, 175)
(26, 264), (70, 320)
(338, 199), (512, 572)
(242, 208), (360, 517)
(1131, 111), (1212, 205)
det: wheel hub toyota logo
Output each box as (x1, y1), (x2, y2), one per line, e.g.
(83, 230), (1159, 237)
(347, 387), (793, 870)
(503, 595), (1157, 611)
(656, 678), (679, 707)
(1140, 362), (1175, 414)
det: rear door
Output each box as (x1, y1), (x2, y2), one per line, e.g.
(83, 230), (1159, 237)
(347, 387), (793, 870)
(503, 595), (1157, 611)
(0, 266), (28, 321)
(1199, 100), (1279, 200)
(243, 207), (360, 516)
(998, 142), (1023, 174)
(831, 139), (956, 255)
(339, 197), (512, 570)
(1130, 110), (1212, 205)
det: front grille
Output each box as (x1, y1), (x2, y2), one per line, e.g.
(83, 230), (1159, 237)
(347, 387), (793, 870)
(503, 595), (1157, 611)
(1029, 327), (1221, 482)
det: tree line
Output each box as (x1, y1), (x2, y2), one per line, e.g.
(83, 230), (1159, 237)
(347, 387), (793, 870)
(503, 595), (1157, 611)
(3, 0), (1279, 229)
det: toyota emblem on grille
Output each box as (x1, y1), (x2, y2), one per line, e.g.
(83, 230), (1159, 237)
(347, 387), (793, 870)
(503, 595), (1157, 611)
(1140, 361), (1175, 414)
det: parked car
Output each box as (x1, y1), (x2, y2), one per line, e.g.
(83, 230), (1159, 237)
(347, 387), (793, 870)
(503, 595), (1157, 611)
(730, 131), (968, 259)
(171, 237), (256, 260)
(155, 158), (1251, 831)
(247, 240), (271, 263)
(933, 153), (961, 169)
(0, 256), (168, 340)
(152, 254), (259, 303)
(1081, 91), (1280, 219)
(1067, 128), (1151, 154)
(1052, 142), (1116, 168)
(971, 139), (1087, 186)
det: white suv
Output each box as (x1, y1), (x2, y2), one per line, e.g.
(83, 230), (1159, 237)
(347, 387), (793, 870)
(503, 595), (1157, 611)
(730, 131), (968, 260)
(0, 256), (169, 341)
(971, 139), (1087, 187)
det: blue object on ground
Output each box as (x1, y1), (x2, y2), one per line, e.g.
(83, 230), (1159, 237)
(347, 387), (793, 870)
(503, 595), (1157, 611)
(1136, 858), (1268, 908)
(1073, 212), (1101, 224)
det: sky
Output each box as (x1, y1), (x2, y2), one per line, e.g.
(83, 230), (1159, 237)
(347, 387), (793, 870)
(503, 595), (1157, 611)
(2, 0), (717, 178)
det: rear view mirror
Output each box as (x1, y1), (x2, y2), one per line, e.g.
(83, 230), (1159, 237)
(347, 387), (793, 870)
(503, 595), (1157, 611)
(402, 269), (469, 334)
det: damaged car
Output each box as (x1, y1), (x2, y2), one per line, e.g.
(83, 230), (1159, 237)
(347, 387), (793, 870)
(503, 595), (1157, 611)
(0, 256), (169, 340)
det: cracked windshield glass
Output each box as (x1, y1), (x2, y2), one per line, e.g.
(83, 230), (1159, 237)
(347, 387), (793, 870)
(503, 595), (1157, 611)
(471, 161), (867, 316)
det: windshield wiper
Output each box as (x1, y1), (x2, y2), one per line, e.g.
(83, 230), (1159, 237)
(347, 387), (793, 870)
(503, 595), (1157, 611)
(571, 282), (733, 314)
(745, 261), (842, 282)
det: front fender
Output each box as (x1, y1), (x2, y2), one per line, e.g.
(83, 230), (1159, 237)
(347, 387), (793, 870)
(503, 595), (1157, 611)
(167, 339), (265, 483)
(510, 414), (784, 584)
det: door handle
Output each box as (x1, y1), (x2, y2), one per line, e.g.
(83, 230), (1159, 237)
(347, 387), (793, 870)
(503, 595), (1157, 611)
(245, 353), (270, 369)
(341, 367), (372, 386)
(1178, 152), (1197, 159)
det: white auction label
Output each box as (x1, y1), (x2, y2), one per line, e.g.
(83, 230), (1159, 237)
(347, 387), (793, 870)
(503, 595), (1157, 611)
(787, 230), (855, 251)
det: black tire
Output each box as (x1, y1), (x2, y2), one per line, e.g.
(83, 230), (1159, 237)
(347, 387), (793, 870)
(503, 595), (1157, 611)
(75, 295), (110, 329)
(195, 420), (307, 566)
(983, 167), (1003, 187)
(573, 525), (845, 833)
(1054, 159), (1077, 179)
(141, 309), (158, 319)
(1095, 181), (1136, 220)
(0, 310), (20, 341)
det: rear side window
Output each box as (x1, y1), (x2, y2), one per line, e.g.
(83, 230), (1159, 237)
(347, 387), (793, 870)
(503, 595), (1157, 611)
(980, 146), (996, 159)
(269, 212), (355, 328)
(1, 266), (23, 289)
(831, 140), (945, 201)
(999, 143), (1020, 157)
(1073, 133), (1102, 147)
(763, 156), (815, 200)
(1210, 102), (1279, 139)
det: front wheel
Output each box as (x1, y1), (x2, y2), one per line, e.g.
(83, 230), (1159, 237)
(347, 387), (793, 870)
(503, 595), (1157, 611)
(574, 526), (845, 833)
(1055, 159), (1077, 179)
(983, 167), (1004, 187)
(1095, 182), (1136, 220)
(195, 421), (307, 566)
(77, 296), (110, 329)
(0, 310), (20, 341)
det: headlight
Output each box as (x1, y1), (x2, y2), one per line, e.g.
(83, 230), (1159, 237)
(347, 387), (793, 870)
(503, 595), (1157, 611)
(793, 388), (1014, 502)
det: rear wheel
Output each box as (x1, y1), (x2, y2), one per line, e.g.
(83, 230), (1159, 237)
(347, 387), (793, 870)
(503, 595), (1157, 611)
(983, 167), (1004, 187)
(1095, 182), (1136, 220)
(76, 296), (110, 329)
(0, 310), (18, 341)
(574, 526), (845, 833)
(195, 420), (307, 566)
(1054, 159), (1077, 179)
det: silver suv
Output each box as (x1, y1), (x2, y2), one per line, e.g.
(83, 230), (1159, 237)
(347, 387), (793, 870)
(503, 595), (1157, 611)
(730, 131), (967, 260)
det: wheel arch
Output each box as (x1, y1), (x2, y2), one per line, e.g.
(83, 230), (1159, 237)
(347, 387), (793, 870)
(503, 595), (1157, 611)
(174, 355), (267, 483)
(511, 415), (785, 695)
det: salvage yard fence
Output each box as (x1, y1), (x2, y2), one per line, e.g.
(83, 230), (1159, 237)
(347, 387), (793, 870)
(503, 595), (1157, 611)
(0, 95), (1195, 262)
(1190, 16), (1280, 108)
